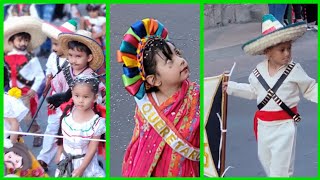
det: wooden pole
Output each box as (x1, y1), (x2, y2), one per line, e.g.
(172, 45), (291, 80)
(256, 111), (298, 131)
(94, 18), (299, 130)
(219, 72), (229, 176)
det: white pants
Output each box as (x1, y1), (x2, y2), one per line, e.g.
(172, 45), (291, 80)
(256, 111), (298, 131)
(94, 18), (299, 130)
(257, 119), (297, 177)
(37, 113), (60, 164)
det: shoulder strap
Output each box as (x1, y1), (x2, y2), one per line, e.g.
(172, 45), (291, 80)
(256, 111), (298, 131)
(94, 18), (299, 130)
(253, 62), (301, 122)
(255, 62), (296, 109)
(63, 67), (74, 88)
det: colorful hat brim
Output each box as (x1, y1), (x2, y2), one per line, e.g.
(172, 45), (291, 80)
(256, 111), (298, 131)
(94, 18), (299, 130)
(59, 33), (104, 71)
(4, 16), (47, 52)
(242, 22), (307, 55)
(118, 18), (169, 99)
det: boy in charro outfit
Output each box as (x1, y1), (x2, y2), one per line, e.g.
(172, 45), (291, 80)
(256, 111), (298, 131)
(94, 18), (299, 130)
(37, 19), (78, 171)
(224, 14), (317, 177)
(4, 16), (46, 147)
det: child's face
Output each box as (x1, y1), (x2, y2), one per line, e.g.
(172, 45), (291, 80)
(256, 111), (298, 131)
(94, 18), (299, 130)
(67, 48), (93, 71)
(51, 39), (63, 56)
(265, 41), (292, 66)
(11, 36), (30, 51)
(153, 42), (189, 87)
(88, 10), (99, 18)
(4, 151), (23, 170)
(72, 83), (97, 111)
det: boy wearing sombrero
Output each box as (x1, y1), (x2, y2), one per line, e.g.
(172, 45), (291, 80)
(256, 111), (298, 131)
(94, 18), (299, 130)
(49, 29), (105, 104)
(37, 19), (78, 171)
(4, 16), (46, 147)
(224, 14), (317, 177)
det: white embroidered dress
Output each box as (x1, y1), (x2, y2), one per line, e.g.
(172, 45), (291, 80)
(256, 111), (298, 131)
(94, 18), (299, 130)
(55, 110), (106, 177)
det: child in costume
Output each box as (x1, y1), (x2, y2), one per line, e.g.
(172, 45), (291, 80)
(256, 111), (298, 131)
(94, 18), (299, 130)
(37, 19), (78, 171)
(4, 16), (46, 147)
(49, 29), (106, 108)
(4, 66), (28, 146)
(54, 75), (106, 177)
(224, 14), (318, 177)
(117, 18), (200, 177)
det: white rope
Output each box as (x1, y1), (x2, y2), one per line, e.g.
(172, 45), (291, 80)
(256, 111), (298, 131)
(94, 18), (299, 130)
(5, 130), (106, 143)
(221, 166), (234, 177)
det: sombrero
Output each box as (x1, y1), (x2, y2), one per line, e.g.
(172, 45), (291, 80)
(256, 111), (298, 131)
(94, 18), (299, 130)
(42, 19), (78, 40)
(242, 14), (307, 55)
(4, 143), (32, 171)
(58, 30), (104, 71)
(4, 16), (47, 52)
(117, 18), (169, 99)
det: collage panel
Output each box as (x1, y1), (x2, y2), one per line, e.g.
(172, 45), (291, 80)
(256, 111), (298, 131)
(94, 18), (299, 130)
(3, 4), (106, 177)
(110, 4), (200, 177)
(204, 4), (317, 177)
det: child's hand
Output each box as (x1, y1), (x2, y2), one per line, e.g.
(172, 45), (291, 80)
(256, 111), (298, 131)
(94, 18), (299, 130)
(72, 167), (84, 177)
(222, 82), (228, 92)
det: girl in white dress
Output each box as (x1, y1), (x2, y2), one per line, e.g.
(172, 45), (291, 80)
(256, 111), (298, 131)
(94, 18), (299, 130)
(54, 75), (105, 177)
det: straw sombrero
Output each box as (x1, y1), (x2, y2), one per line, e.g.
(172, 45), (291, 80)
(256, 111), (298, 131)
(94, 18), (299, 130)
(42, 19), (78, 40)
(58, 30), (104, 71)
(117, 18), (169, 99)
(4, 16), (47, 52)
(242, 14), (307, 55)
(5, 143), (32, 170)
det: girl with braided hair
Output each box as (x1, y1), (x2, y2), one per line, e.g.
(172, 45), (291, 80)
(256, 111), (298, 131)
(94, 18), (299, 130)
(117, 18), (200, 177)
(53, 75), (105, 177)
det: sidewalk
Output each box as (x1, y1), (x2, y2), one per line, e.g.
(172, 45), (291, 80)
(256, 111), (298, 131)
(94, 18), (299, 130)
(204, 22), (260, 52)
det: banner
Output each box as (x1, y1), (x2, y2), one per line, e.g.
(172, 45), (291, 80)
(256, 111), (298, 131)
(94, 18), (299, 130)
(204, 75), (226, 177)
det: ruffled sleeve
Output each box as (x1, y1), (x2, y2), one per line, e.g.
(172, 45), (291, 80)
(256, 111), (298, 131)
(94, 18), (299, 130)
(93, 117), (106, 136)
(4, 94), (29, 122)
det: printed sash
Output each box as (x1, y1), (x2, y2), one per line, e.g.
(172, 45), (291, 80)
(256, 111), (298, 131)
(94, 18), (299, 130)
(135, 93), (200, 161)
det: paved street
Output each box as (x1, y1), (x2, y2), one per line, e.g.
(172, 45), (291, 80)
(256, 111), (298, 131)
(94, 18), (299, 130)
(205, 23), (318, 177)
(110, 4), (200, 176)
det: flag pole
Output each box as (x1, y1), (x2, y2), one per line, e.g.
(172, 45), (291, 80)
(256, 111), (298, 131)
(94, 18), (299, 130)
(219, 72), (229, 176)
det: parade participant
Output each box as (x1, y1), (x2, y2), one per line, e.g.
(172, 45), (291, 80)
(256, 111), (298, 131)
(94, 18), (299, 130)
(54, 75), (106, 177)
(49, 29), (105, 108)
(117, 18), (200, 177)
(37, 19), (78, 172)
(4, 16), (46, 147)
(223, 14), (317, 177)
(4, 66), (28, 145)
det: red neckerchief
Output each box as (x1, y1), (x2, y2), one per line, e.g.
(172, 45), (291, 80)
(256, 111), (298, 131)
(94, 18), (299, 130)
(5, 54), (29, 87)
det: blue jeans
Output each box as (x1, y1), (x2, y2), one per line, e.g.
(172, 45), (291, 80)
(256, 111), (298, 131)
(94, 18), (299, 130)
(268, 4), (288, 24)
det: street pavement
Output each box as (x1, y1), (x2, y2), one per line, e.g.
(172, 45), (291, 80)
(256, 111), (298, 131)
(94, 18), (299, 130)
(110, 4), (200, 177)
(205, 22), (318, 177)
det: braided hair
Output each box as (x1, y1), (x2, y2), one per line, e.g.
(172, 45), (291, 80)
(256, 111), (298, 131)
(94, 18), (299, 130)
(56, 74), (102, 146)
(142, 37), (174, 92)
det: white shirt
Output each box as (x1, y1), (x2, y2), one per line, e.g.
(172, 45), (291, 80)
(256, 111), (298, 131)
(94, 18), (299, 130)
(83, 16), (105, 33)
(227, 59), (318, 111)
(7, 49), (45, 92)
(45, 52), (67, 76)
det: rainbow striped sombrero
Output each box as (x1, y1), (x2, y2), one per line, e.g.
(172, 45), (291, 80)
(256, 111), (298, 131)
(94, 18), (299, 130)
(242, 14), (307, 55)
(117, 18), (169, 99)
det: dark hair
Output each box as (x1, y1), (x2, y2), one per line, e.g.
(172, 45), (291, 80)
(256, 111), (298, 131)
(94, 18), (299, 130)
(8, 32), (31, 42)
(56, 101), (102, 146)
(68, 41), (92, 56)
(86, 4), (100, 11)
(142, 37), (173, 92)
